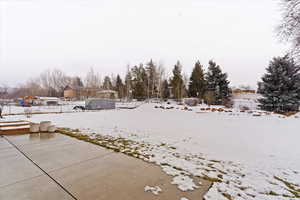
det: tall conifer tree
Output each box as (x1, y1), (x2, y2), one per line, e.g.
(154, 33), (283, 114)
(205, 60), (230, 105)
(170, 61), (184, 100)
(259, 55), (300, 112)
(188, 61), (206, 98)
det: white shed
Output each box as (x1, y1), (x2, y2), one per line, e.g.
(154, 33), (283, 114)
(38, 97), (60, 106)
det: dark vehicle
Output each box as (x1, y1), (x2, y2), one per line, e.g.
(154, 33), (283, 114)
(73, 106), (86, 111)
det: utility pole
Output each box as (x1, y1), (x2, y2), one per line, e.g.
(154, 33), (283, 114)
(147, 71), (150, 103)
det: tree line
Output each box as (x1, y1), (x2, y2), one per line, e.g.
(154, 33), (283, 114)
(10, 59), (231, 105)
(118, 59), (230, 106)
(12, 54), (299, 113)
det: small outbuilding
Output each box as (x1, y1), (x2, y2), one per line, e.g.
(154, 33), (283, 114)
(39, 97), (60, 106)
(85, 99), (116, 110)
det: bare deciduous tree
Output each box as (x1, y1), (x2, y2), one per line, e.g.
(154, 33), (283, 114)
(157, 62), (166, 99)
(24, 78), (45, 96)
(85, 67), (102, 88)
(51, 69), (72, 96)
(278, 0), (300, 59)
(39, 69), (71, 96)
(40, 69), (52, 95)
(0, 84), (8, 99)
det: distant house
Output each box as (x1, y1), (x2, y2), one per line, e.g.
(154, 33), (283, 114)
(96, 90), (118, 99)
(231, 89), (262, 110)
(64, 85), (77, 100)
(63, 86), (103, 100)
(39, 97), (59, 106)
(232, 89), (256, 94)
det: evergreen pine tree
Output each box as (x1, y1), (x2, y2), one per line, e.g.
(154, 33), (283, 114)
(115, 75), (124, 99)
(257, 82), (264, 94)
(103, 76), (112, 90)
(162, 80), (170, 99)
(131, 64), (148, 100)
(205, 60), (230, 105)
(146, 59), (158, 98)
(125, 67), (132, 99)
(188, 61), (206, 98)
(258, 55), (300, 112)
(170, 61), (184, 100)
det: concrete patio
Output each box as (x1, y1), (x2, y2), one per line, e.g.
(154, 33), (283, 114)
(0, 133), (211, 200)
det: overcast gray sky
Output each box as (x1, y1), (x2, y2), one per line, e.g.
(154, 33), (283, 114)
(0, 0), (289, 88)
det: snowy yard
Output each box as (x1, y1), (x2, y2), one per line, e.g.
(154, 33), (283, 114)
(4, 103), (300, 200)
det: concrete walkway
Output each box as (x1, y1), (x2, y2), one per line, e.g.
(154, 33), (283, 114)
(0, 133), (211, 200)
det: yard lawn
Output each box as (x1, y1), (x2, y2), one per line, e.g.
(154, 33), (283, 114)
(4, 103), (300, 200)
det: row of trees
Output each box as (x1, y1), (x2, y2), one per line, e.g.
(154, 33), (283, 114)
(9, 70), (84, 98)
(11, 59), (231, 105)
(169, 60), (230, 105)
(9, 68), (121, 98)
(116, 59), (230, 105)
(15, 55), (299, 112)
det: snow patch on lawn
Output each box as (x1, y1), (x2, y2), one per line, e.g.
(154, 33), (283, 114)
(5, 103), (300, 200)
(180, 197), (190, 200)
(171, 175), (199, 191)
(144, 186), (162, 195)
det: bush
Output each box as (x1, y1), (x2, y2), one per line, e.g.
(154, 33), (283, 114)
(240, 106), (250, 111)
(223, 98), (233, 108)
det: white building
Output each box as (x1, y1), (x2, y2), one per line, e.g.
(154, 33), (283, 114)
(38, 97), (60, 106)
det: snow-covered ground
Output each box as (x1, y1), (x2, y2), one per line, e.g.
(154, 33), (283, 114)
(3, 103), (300, 200)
